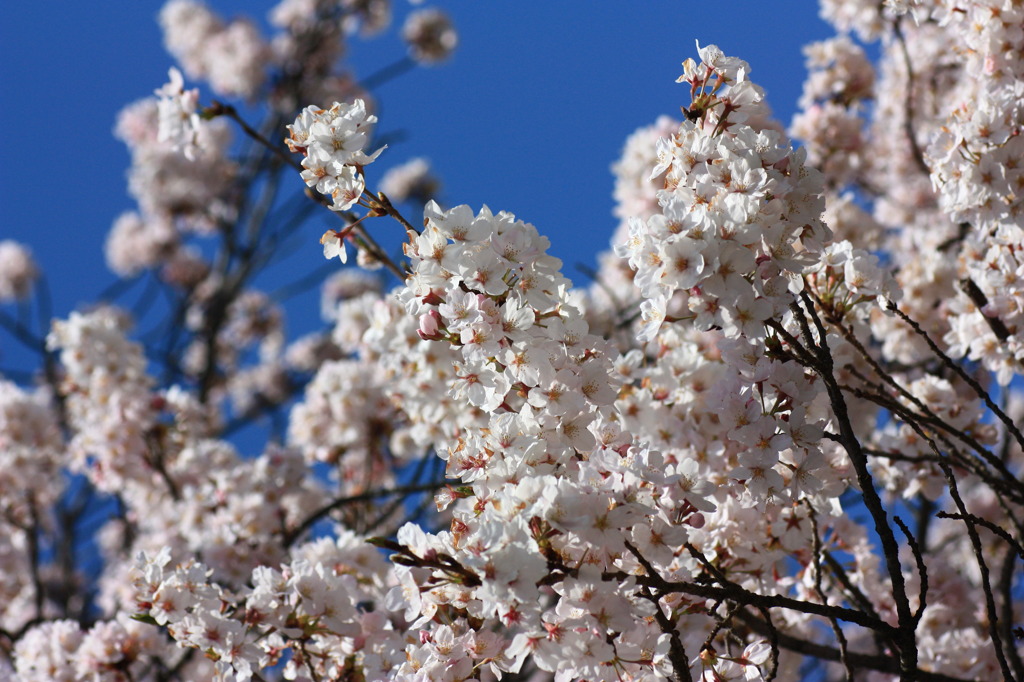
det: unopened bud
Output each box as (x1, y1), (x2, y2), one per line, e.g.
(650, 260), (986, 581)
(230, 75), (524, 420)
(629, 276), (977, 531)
(417, 310), (444, 340)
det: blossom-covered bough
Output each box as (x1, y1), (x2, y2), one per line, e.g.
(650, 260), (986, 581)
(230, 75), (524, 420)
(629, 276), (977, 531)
(2, 1), (1024, 680)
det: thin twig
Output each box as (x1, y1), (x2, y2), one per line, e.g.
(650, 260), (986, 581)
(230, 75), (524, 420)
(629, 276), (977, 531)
(893, 516), (928, 627)
(625, 541), (694, 682)
(888, 301), (1024, 456)
(755, 605), (780, 682)
(284, 480), (446, 546)
(892, 18), (931, 176)
(808, 505), (854, 681)
(734, 609), (973, 682)
(216, 103), (303, 173)
(936, 511), (1024, 560)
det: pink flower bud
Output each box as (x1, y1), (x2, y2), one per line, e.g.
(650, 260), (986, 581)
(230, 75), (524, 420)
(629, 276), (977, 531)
(417, 310), (443, 340)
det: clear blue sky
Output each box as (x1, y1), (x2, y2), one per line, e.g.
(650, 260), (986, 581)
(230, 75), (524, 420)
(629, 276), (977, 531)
(0, 2), (833, 358)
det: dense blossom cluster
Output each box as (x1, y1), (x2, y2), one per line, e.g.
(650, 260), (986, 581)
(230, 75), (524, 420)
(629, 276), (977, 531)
(12, 616), (168, 682)
(133, 534), (402, 680)
(47, 309), (159, 493)
(5, 1), (1024, 681)
(617, 43), (834, 343)
(287, 99), (384, 212)
(160, 0), (270, 99)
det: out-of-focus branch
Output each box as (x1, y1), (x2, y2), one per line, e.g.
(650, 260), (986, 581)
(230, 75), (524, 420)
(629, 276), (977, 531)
(284, 480), (447, 547)
(212, 102), (303, 173)
(936, 511), (1024, 560)
(734, 610), (973, 682)
(936, 456), (1015, 680)
(892, 18), (931, 177)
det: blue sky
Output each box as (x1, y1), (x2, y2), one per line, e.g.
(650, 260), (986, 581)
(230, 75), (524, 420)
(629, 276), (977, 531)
(0, 2), (834, 364)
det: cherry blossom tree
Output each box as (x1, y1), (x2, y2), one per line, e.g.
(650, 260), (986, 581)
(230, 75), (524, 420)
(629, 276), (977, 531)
(3, 1), (1024, 680)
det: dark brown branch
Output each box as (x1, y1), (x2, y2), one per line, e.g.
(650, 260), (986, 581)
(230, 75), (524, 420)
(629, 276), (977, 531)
(639, 582), (693, 682)
(622, 541), (700, 682)
(145, 431), (180, 501)
(360, 55), (417, 91)
(959, 277), (1011, 343)
(822, 549), (883, 623)
(755, 605), (780, 682)
(893, 516), (927, 627)
(372, 191), (421, 237)
(936, 222), (970, 253)
(734, 610), (974, 682)
(637, 546), (897, 634)
(26, 500), (45, 620)
(795, 292), (918, 676)
(998, 545), (1024, 680)
(839, 371), (1023, 504)
(699, 602), (738, 657)
(896, 411), (1017, 682)
(823, 297), (1020, 499)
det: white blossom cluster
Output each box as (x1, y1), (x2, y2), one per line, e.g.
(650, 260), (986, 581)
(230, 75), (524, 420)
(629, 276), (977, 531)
(160, 0), (270, 99)
(616, 43), (834, 343)
(353, 197), (790, 680)
(611, 115), (680, 241)
(584, 115), (682, 336)
(0, 382), (64, 636)
(8, 1), (1024, 679)
(269, 0), (398, 109)
(608, 46), (874, 515)
(389, 213), (670, 676)
(154, 67), (204, 162)
(288, 359), (399, 470)
(798, 1), (1024, 386)
(0, 381), (63, 524)
(110, 93), (235, 278)
(286, 99), (385, 212)
(128, 43), (907, 682)
(789, 36), (874, 188)
(909, 3), (1024, 383)
(352, 289), (487, 455)
(117, 443), (326, 592)
(46, 309), (160, 494)
(133, 532), (407, 681)
(787, 4), (1023, 674)
(13, 616), (169, 682)
(183, 288), (286, 383)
